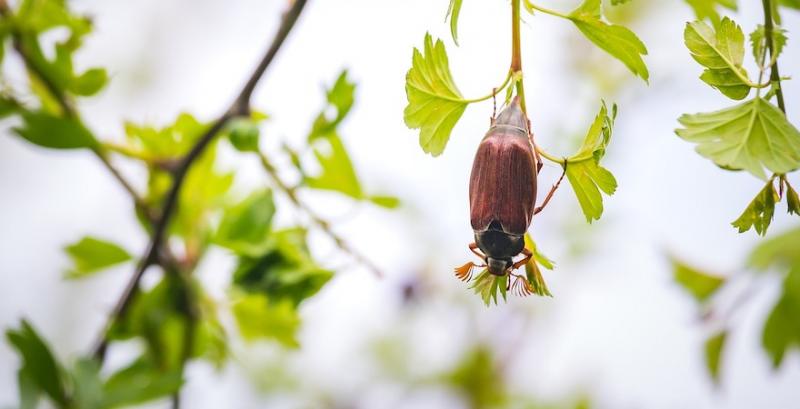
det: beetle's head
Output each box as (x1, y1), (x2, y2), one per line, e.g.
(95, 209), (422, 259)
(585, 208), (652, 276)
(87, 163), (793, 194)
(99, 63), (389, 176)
(486, 257), (511, 276)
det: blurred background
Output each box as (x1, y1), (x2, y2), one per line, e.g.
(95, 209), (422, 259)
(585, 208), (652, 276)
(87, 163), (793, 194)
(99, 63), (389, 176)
(1, 0), (799, 408)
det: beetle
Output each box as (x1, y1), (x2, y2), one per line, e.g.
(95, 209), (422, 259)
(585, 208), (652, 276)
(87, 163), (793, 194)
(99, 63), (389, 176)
(455, 96), (564, 284)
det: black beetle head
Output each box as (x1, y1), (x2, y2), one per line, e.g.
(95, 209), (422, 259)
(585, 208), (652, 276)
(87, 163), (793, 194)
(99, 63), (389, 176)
(487, 257), (511, 276)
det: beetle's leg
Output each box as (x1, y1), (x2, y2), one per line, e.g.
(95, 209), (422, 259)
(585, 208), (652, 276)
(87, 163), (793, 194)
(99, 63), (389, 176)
(469, 242), (486, 260)
(491, 87), (498, 122)
(533, 161), (567, 215)
(511, 248), (533, 270)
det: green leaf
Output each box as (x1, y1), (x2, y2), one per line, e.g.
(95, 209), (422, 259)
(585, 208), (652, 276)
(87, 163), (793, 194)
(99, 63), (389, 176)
(705, 331), (727, 384)
(470, 270), (502, 306)
(64, 236), (132, 278)
(5, 320), (68, 407)
(13, 111), (97, 149)
(782, 0), (800, 8)
(785, 180), (800, 217)
(309, 70), (355, 141)
(683, 0), (737, 26)
(125, 113), (206, 158)
(232, 228), (333, 307)
(672, 258), (725, 302)
(102, 358), (183, 408)
(524, 234), (553, 297)
(762, 268), (800, 368)
(306, 133), (362, 199)
(69, 358), (103, 409)
(71, 68), (108, 96)
(566, 102), (618, 222)
(732, 180), (778, 235)
(446, 0), (464, 46)
(215, 190), (276, 256)
(567, 0), (649, 81)
(404, 33), (468, 156)
(232, 293), (301, 348)
(676, 98), (800, 180)
(750, 25), (788, 68)
(226, 118), (260, 152)
(685, 18), (751, 100)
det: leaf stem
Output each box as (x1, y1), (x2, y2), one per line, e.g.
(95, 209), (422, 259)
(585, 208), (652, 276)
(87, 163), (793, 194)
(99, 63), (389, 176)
(89, 0), (309, 362)
(524, 1), (570, 19)
(461, 71), (513, 103)
(762, 0), (786, 113)
(510, 0), (527, 113)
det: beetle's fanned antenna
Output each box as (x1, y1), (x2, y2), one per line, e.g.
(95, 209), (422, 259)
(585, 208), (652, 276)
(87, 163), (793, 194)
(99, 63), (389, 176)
(511, 273), (532, 297)
(454, 262), (476, 281)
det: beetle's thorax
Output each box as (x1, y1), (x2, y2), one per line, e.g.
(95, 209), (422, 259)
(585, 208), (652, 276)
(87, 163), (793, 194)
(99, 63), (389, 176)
(487, 96), (528, 138)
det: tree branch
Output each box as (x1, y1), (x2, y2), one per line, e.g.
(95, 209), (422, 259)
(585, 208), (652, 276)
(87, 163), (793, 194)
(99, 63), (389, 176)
(90, 0), (309, 362)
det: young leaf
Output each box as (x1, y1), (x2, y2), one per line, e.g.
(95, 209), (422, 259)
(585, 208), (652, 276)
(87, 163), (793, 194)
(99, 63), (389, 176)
(524, 234), (553, 297)
(568, 0), (649, 82)
(750, 25), (788, 67)
(232, 293), (301, 348)
(747, 226), (800, 271)
(215, 190), (276, 256)
(404, 33), (468, 156)
(676, 98), (800, 180)
(13, 111), (97, 149)
(226, 118), (261, 152)
(732, 180), (778, 235)
(565, 102), (618, 222)
(671, 258), (726, 302)
(5, 320), (68, 407)
(446, 0), (464, 45)
(785, 180), (800, 216)
(64, 236), (132, 278)
(705, 331), (727, 384)
(685, 18), (751, 100)
(309, 70), (355, 140)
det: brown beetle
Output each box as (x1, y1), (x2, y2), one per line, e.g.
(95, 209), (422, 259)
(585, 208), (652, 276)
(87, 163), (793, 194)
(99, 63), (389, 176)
(455, 97), (563, 282)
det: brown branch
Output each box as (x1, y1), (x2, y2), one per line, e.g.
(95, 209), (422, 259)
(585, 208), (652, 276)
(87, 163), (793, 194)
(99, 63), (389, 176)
(257, 152), (384, 278)
(90, 0), (309, 362)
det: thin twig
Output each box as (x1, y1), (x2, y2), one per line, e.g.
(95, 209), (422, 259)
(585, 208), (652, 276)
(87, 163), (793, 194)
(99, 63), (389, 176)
(90, 0), (309, 362)
(257, 152), (384, 278)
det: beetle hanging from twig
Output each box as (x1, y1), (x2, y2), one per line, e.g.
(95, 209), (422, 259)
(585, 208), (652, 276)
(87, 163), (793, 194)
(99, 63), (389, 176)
(454, 96), (565, 295)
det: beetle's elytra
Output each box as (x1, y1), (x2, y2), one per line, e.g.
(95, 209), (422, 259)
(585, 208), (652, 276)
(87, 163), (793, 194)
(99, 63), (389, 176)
(467, 96), (537, 276)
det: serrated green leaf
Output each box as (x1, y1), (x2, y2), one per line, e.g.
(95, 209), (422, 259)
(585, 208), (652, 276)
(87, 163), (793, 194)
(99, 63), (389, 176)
(524, 234), (553, 297)
(676, 98), (800, 180)
(215, 190), (275, 256)
(5, 320), (68, 407)
(446, 0), (464, 45)
(750, 25), (788, 68)
(732, 180), (778, 235)
(64, 236), (132, 278)
(685, 18), (751, 99)
(404, 33), (468, 156)
(232, 293), (301, 347)
(705, 331), (727, 384)
(566, 103), (618, 222)
(568, 0), (649, 81)
(13, 111), (97, 149)
(683, 0), (737, 25)
(672, 258), (726, 302)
